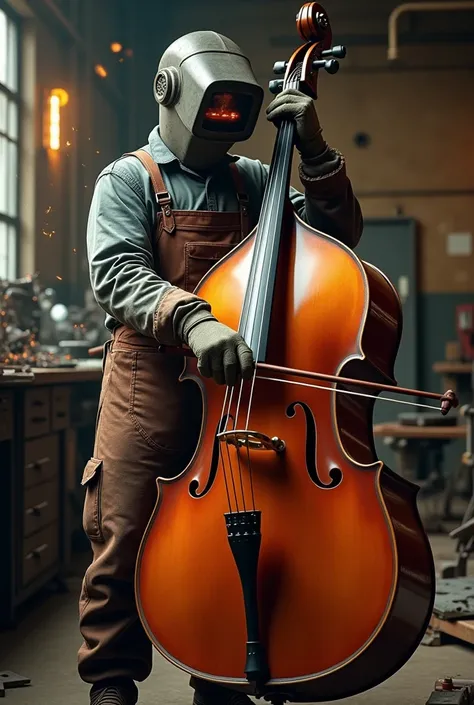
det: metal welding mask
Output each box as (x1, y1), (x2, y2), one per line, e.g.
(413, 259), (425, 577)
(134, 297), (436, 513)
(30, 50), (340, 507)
(153, 31), (264, 171)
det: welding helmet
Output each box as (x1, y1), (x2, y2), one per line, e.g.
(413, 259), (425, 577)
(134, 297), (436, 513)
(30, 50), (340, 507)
(153, 31), (264, 171)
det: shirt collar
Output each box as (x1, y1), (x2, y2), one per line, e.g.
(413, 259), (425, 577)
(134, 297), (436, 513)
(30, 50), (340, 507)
(147, 125), (239, 173)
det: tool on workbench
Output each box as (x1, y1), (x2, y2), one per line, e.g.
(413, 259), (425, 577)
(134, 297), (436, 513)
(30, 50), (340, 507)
(0, 671), (31, 698)
(426, 678), (474, 705)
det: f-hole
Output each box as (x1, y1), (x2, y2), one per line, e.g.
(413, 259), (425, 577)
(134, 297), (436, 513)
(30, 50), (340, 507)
(189, 414), (233, 498)
(286, 401), (342, 489)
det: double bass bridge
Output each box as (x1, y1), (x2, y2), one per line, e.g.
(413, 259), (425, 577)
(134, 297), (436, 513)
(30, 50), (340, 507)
(217, 429), (286, 453)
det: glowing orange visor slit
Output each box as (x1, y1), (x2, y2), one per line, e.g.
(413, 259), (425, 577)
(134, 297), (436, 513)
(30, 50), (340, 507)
(205, 93), (241, 122)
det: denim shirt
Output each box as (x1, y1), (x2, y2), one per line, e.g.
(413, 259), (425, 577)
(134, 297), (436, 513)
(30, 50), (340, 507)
(86, 126), (363, 341)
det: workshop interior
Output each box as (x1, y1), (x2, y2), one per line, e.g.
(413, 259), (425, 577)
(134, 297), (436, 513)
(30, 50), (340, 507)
(0, 0), (474, 704)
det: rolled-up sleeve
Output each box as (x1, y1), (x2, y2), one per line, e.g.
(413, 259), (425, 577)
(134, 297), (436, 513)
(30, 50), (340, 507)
(87, 165), (206, 344)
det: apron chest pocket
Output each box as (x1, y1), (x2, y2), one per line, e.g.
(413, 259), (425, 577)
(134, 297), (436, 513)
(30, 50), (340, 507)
(184, 242), (236, 292)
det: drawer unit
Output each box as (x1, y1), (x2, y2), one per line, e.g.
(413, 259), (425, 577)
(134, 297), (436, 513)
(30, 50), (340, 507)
(0, 391), (13, 441)
(22, 523), (59, 587)
(51, 386), (70, 431)
(24, 387), (51, 438)
(23, 479), (59, 538)
(24, 434), (59, 489)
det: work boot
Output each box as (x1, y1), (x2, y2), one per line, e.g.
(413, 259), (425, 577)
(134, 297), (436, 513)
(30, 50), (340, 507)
(90, 679), (138, 705)
(191, 677), (254, 705)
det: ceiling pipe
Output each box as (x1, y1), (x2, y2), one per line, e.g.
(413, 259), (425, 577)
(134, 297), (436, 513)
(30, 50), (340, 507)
(388, 1), (474, 59)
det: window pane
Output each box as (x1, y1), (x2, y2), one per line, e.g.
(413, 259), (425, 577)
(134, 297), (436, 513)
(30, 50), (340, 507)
(0, 92), (6, 132)
(0, 11), (7, 87)
(7, 141), (17, 217)
(7, 19), (18, 93)
(7, 225), (16, 279)
(0, 220), (7, 279)
(7, 100), (17, 140)
(0, 136), (7, 215)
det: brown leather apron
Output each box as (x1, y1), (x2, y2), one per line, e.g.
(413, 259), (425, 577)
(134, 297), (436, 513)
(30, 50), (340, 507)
(78, 150), (249, 685)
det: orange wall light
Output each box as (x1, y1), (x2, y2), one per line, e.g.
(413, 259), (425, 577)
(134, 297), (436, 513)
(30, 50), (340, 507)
(44, 88), (69, 151)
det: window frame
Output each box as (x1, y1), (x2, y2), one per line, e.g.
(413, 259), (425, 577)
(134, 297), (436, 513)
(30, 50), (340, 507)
(0, 0), (21, 280)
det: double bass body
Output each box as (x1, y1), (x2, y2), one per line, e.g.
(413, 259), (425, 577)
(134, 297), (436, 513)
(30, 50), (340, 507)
(135, 212), (435, 702)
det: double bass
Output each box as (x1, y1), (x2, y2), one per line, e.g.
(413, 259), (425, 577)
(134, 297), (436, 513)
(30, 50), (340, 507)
(135, 4), (457, 702)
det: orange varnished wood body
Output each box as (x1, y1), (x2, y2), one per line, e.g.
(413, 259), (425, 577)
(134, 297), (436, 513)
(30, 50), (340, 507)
(135, 215), (435, 701)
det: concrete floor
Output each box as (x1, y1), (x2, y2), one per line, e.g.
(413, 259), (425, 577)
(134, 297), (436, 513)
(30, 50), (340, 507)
(0, 535), (473, 705)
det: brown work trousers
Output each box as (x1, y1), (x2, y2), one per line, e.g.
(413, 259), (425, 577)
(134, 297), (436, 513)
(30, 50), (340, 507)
(78, 151), (249, 685)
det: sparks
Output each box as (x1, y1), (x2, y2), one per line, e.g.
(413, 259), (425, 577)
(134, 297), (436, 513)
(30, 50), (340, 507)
(66, 140), (71, 146)
(72, 248), (77, 254)
(56, 275), (63, 281)
(46, 205), (52, 214)
(95, 64), (108, 78)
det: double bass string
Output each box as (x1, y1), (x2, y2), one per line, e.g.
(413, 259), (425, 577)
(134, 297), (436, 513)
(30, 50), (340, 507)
(241, 117), (295, 507)
(256, 374), (443, 411)
(246, 443), (256, 511)
(224, 437), (242, 511)
(244, 117), (295, 434)
(221, 116), (295, 512)
(218, 441), (235, 512)
(218, 386), (236, 513)
(216, 105), (295, 513)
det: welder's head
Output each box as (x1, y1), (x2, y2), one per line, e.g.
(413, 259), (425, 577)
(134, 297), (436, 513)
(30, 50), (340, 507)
(153, 31), (263, 170)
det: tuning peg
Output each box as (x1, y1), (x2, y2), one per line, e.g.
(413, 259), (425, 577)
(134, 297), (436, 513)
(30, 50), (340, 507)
(273, 61), (288, 75)
(324, 59), (340, 74)
(321, 45), (347, 59)
(312, 58), (340, 74)
(269, 79), (284, 94)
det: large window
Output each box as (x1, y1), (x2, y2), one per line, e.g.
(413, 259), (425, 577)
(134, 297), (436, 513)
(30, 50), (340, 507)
(0, 4), (20, 280)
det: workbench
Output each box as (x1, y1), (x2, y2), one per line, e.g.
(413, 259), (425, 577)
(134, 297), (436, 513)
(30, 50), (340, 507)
(374, 422), (466, 482)
(374, 422), (468, 529)
(0, 365), (102, 628)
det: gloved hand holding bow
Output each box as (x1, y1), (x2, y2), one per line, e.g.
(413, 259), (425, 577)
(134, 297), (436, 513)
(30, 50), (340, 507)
(266, 88), (327, 159)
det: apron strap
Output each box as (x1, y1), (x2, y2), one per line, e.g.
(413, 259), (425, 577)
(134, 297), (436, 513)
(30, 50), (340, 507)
(123, 149), (176, 234)
(229, 162), (249, 237)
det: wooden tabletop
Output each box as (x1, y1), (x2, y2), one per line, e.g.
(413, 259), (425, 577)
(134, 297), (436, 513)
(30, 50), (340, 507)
(0, 363), (103, 387)
(30, 366), (103, 384)
(433, 361), (472, 374)
(374, 422), (466, 439)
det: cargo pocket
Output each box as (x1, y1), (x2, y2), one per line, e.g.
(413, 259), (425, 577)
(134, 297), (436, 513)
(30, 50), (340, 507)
(81, 457), (104, 543)
(184, 241), (236, 292)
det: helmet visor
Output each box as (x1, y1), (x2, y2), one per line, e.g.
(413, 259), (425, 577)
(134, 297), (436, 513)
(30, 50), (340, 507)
(202, 92), (254, 133)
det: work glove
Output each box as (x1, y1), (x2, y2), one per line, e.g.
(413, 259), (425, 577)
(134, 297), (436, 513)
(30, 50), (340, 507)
(184, 316), (255, 387)
(266, 88), (326, 159)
